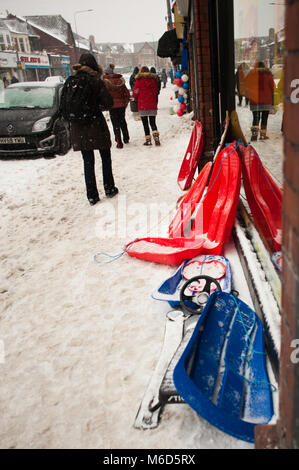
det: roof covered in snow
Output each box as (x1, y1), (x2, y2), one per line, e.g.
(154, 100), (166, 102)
(4, 19), (32, 35)
(24, 15), (70, 45)
(96, 42), (155, 54)
(0, 19), (9, 31)
(133, 41), (155, 53)
(73, 32), (90, 51)
(96, 42), (135, 54)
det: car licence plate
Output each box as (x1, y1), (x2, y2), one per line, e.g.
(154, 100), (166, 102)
(0, 136), (26, 144)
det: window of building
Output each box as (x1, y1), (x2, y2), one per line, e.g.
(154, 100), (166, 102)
(234, 0), (285, 184)
(18, 38), (25, 53)
(0, 34), (4, 45)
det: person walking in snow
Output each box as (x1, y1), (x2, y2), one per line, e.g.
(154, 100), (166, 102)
(133, 66), (160, 146)
(63, 53), (118, 205)
(10, 76), (19, 84)
(105, 63), (115, 75)
(150, 67), (161, 100)
(245, 61), (275, 141)
(103, 70), (130, 148)
(161, 69), (167, 88)
(129, 67), (139, 91)
(235, 62), (249, 107)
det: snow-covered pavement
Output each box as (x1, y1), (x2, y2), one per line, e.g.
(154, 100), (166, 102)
(0, 83), (282, 449)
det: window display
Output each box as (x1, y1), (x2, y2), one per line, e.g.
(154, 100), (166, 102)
(234, 0), (285, 183)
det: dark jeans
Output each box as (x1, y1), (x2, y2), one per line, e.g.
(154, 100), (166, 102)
(81, 149), (115, 200)
(109, 107), (129, 145)
(141, 116), (157, 136)
(252, 110), (269, 129)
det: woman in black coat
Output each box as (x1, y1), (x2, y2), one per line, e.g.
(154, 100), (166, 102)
(69, 53), (118, 205)
(129, 67), (139, 91)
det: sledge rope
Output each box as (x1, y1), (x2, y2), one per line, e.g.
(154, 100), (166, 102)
(231, 294), (277, 392)
(247, 146), (282, 196)
(94, 145), (239, 266)
(94, 240), (138, 265)
(93, 202), (179, 265)
(202, 142), (239, 201)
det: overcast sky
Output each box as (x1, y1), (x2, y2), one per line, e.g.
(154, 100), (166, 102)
(0, 0), (169, 44)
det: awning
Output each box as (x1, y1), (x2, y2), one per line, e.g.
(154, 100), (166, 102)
(157, 29), (180, 58)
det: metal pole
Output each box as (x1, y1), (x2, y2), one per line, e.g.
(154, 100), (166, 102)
(73, 9), (94, 61)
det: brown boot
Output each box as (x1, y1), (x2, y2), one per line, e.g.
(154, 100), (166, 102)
(143, 135), (152, 146)
(152, 130), (161, 146)
(250, 125), (259, 142)
(260, 128), (269, 140)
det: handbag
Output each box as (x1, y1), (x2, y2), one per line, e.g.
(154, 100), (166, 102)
(130, 98), (138, 113)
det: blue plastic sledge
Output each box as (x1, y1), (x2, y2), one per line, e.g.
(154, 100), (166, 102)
(173, 291), (274, 443)
(152, 255), (232, 308)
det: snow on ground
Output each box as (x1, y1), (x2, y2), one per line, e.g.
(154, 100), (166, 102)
(0, 83), (283, 449)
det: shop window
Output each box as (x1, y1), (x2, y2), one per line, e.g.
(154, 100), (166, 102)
(234, 0), (284, 183)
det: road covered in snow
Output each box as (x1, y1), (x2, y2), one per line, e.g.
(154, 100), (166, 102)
(0, 83), (282, 449)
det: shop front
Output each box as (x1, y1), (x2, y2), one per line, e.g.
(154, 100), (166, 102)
(0, 51), (18, 84)
(18, 52), (51, 81)
(60, 56), (71, 79)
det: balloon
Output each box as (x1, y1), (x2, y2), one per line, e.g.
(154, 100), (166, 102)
(173, 84), (179, 92)
(175, 71), (182, 78)
(183, 82), (189, 90)
(178, 87), (184, 95)
(181, 74), (189, 82)
(178, 95), (185, 103)
(180, 102), (187, 110)
(170, 96), (173, 100)
(177, 108), (184, 117)
(174, 78), (183, 87)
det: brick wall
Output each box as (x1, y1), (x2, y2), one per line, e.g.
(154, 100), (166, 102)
(193, 0), (214, 168)
(255, 0), (299, 449)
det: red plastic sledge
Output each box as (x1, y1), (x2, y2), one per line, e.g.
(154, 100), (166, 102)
(241, 145), (282, 252)
(125, 146), (241, 265)
(169, 162), (212, 238)
(177, 120), (204, 191)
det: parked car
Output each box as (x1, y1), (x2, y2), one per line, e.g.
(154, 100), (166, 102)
(45, 75), (65, 84)
(0, 81), (71, 158)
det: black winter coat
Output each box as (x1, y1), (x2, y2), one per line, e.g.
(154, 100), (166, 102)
(69, 64), (113, 151)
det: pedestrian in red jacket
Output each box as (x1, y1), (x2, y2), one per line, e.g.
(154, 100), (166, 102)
(133, 66), (160, 146)
(245, 61), (275, 141)
(104, 71), (130, 148)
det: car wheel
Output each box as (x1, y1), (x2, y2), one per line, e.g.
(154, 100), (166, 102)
(54, 119), (71, 156)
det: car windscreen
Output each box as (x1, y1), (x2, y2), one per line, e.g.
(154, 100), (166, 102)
(0, 86), (55, 109)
